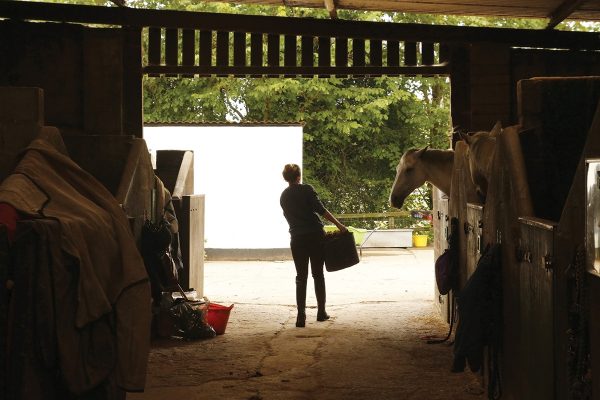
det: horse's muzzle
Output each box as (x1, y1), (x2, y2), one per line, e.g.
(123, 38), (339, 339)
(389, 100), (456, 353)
(390, 195), (404, 209)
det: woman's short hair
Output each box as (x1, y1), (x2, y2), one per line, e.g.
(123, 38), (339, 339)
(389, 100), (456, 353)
(282, 163), (301, 183)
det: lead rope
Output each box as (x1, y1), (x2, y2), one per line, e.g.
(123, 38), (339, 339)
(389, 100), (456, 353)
(427, 293), (456, 344)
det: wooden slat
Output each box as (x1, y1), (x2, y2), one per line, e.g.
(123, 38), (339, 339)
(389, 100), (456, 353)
(182, 29), (195, 77)
(422, 41), (434, 65)
(250, 33), (262, 67)
(439, 43), (450, 63)
(284, 34), (297, 77)
(122, 26), (143, 137)
(335, 37), (348, 67)
(335, 37), (348, 77)
(148, 27), (161, 77)
(301, 36), (313, 67)
(165, 28), (178, 77)
(267, 33), (280, 66)
(404, 41), (417, 66)
(233, 31), (246, 66)
(352, 38), (366, 67)
(284, 35), (296, 67)
(267, 33), (280, 77)
(370, 39), (382, 67)
(199, 30), (212, 69)
(250, 32), (262, 77)
(387, 39), (399, 67)
(318, 37), (331, 66)
(216, 31), (229, 66)
(318, 36), (331, 77)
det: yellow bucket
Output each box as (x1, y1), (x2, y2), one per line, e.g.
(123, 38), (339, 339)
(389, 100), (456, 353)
(413, 235), (428, 247)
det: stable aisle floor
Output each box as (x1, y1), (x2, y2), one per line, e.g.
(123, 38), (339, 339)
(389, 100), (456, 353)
(128, 248), (484, 400)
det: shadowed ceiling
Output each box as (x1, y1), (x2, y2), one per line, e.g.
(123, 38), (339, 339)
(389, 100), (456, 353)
(195, 0), (600, 27)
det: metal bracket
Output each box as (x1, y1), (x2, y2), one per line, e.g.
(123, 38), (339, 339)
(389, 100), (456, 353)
(464, 222), (473, 235)
(543, 254), (553, 271)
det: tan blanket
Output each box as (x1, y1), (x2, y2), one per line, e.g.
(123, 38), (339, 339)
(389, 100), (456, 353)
(0, 131), (151, 391)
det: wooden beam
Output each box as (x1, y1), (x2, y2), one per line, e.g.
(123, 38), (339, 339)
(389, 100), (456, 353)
(122, 26), (142, 137)
(546, 0), (588, 29)
(143, 64), (449, 77)
(1, 2), (599, 50)
(324, 0), (337, 19)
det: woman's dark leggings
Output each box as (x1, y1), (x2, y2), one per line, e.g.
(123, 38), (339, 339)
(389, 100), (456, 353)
(290, 231), (326, 314)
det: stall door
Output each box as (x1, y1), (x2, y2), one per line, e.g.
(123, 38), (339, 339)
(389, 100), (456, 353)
(518, 217), (557, 400)
(433, 190), (450, 322)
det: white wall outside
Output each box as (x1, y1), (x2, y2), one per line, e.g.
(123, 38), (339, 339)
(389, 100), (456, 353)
(143, 125), (302, 249)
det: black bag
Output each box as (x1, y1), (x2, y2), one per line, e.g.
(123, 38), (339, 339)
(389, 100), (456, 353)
(324, 230), (360, 272)
(435, 249), (454, 295)
(158, 298), (217, 340)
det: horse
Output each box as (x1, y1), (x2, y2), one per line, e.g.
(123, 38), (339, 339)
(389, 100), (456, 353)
(389, 146), (454, 209)
(461, 121), (501, 199)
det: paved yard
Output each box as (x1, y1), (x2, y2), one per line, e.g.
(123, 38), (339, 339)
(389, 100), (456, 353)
(129, 248), (484, 400)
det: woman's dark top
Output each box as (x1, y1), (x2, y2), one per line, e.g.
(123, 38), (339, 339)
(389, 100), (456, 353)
(280, 183), (326, 237)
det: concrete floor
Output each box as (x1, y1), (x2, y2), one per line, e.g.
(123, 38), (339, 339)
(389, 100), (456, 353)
(128, 248), (484, 400)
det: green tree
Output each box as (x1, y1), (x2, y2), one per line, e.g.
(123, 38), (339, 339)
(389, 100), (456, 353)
(38, 0), (598, 222)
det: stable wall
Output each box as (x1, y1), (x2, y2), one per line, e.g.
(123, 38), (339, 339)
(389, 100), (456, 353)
(0, 20), (141, 137)
(450, 44), (600, 134)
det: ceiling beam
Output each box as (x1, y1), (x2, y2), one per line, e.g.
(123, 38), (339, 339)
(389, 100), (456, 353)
(324, 0), (337, 19)
(546, 0), (588, 29)
(1, 1), (599, 50)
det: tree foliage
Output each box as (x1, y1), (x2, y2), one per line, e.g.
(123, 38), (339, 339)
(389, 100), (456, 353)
(39, 0), (600, 217)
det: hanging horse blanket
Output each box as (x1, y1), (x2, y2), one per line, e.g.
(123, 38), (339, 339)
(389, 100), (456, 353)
(452, 243), (502, 373)
(0, 131), (151, 392)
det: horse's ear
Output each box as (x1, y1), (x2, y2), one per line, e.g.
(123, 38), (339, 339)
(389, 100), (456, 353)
(415, 145), (429, 158)
(490, 121), (502, 136)
(460, 132), (473, 146)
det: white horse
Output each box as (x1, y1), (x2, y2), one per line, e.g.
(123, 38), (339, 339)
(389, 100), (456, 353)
(389, 146), (454, 209)
(461, 121), (501, 199)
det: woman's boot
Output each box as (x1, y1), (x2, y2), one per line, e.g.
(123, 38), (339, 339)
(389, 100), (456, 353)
(314, 276), (330, 321)
(296, 277), (307, 327)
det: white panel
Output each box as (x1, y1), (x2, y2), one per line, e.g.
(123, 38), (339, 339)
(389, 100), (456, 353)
(361, 229), (414, 248)
(144, 125), (303, 249)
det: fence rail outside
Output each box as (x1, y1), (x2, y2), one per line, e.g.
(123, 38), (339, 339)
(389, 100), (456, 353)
(332, 210), (432, 232)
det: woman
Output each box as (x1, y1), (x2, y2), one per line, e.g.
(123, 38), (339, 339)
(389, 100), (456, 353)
(280, 164), (347, 328)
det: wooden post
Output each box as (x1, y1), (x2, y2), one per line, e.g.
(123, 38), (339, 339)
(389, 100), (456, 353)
(122, 26), (142, 137)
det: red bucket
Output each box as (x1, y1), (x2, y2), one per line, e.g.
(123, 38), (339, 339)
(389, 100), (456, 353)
(207, 303), (234, 335)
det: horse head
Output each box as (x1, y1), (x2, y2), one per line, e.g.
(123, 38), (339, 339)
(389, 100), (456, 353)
(389, 146), (430, 209)
(461, 121), (501, 200)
